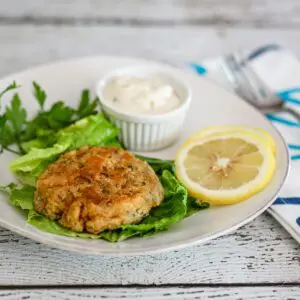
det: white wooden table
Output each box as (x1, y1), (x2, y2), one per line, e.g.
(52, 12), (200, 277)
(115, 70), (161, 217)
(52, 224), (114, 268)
(0, 1), (300, 299)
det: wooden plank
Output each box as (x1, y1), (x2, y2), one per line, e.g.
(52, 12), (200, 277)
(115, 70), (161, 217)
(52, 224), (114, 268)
(0, 25), (222, 78)
(0, 287), (299, 300)
(0, 215), (298, 285)
(0, 0), (299, 28)
(1, 25), (300, 78)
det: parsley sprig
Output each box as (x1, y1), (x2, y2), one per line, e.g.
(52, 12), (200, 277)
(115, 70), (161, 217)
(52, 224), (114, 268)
(0, 82), (99, 155)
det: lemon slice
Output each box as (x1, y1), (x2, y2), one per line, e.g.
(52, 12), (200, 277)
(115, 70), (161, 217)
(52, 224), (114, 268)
(176, 131), (276, 205)
(187, 125), (276, 154)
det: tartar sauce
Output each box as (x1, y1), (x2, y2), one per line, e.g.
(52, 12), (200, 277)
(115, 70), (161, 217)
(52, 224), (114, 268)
(103, 76), (181, 115)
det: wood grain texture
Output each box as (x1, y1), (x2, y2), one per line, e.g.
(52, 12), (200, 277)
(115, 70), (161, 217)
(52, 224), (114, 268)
(0, 0), (300, 28)
(0, 287), (299, 300)
(0, 25), (221, 77)
(0, 215), (298, 285)
(1, 25), (300, 78)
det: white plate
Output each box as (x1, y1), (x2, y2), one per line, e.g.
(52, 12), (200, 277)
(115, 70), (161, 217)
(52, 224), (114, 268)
(0, 56), (289, 255)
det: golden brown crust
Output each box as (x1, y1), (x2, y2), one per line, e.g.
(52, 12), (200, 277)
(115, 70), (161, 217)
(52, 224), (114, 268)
(34, 146), (164, 234)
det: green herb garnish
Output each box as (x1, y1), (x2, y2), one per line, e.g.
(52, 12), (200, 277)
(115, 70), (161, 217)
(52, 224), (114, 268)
(0, 82), (100, 155)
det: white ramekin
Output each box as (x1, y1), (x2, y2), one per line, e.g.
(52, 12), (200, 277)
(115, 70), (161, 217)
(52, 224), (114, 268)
(96, 66), (191, 151)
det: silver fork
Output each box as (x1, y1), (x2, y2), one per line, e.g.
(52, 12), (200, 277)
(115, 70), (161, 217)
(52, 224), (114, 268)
(222, 52), (300, 121)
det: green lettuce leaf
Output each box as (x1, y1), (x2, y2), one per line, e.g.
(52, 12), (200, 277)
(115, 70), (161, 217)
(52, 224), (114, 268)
(0, 183), (34, 210)
(136, 155), (175, 175)
(10, 113), (119, 173)
(186, 196), (210, 217)
(21, 129), (58, 153)
(21, 138), (52, 153)
(16, 159), (54, 186)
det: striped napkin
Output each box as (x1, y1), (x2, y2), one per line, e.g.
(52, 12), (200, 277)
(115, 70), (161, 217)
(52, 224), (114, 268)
(189, 44), (300, 244)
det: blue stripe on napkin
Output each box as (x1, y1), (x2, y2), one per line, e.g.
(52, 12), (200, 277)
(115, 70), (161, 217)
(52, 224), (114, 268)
(266, 114), (300, 127)
(288, 144), (300, 150)
(277, 88), (300, 105)
(273, 198), (300, 205)
(190, 63), (207, 75)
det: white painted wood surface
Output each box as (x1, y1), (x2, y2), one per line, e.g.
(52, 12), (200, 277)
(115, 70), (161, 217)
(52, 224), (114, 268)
(0, 215), (299, 285)
(0, 1), (300, 299)
(2, 26), (300, 78)
(0, 0), (300, 28)
(0, 287), (299, 300)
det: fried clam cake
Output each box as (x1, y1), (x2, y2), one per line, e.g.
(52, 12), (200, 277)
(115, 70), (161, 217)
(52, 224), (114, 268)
(34, 146), (164, 234)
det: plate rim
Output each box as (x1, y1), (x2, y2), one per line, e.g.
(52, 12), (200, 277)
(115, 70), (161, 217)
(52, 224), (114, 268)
(0, 55), (290, 255)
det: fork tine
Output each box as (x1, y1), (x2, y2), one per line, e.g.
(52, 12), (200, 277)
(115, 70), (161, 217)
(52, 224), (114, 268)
(243, 58), (282, 107)
(229, 52), (263, 105)
(221, 55), (240, 89)
(234, 51), (276, 107)
(222, 53), (252, 101)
